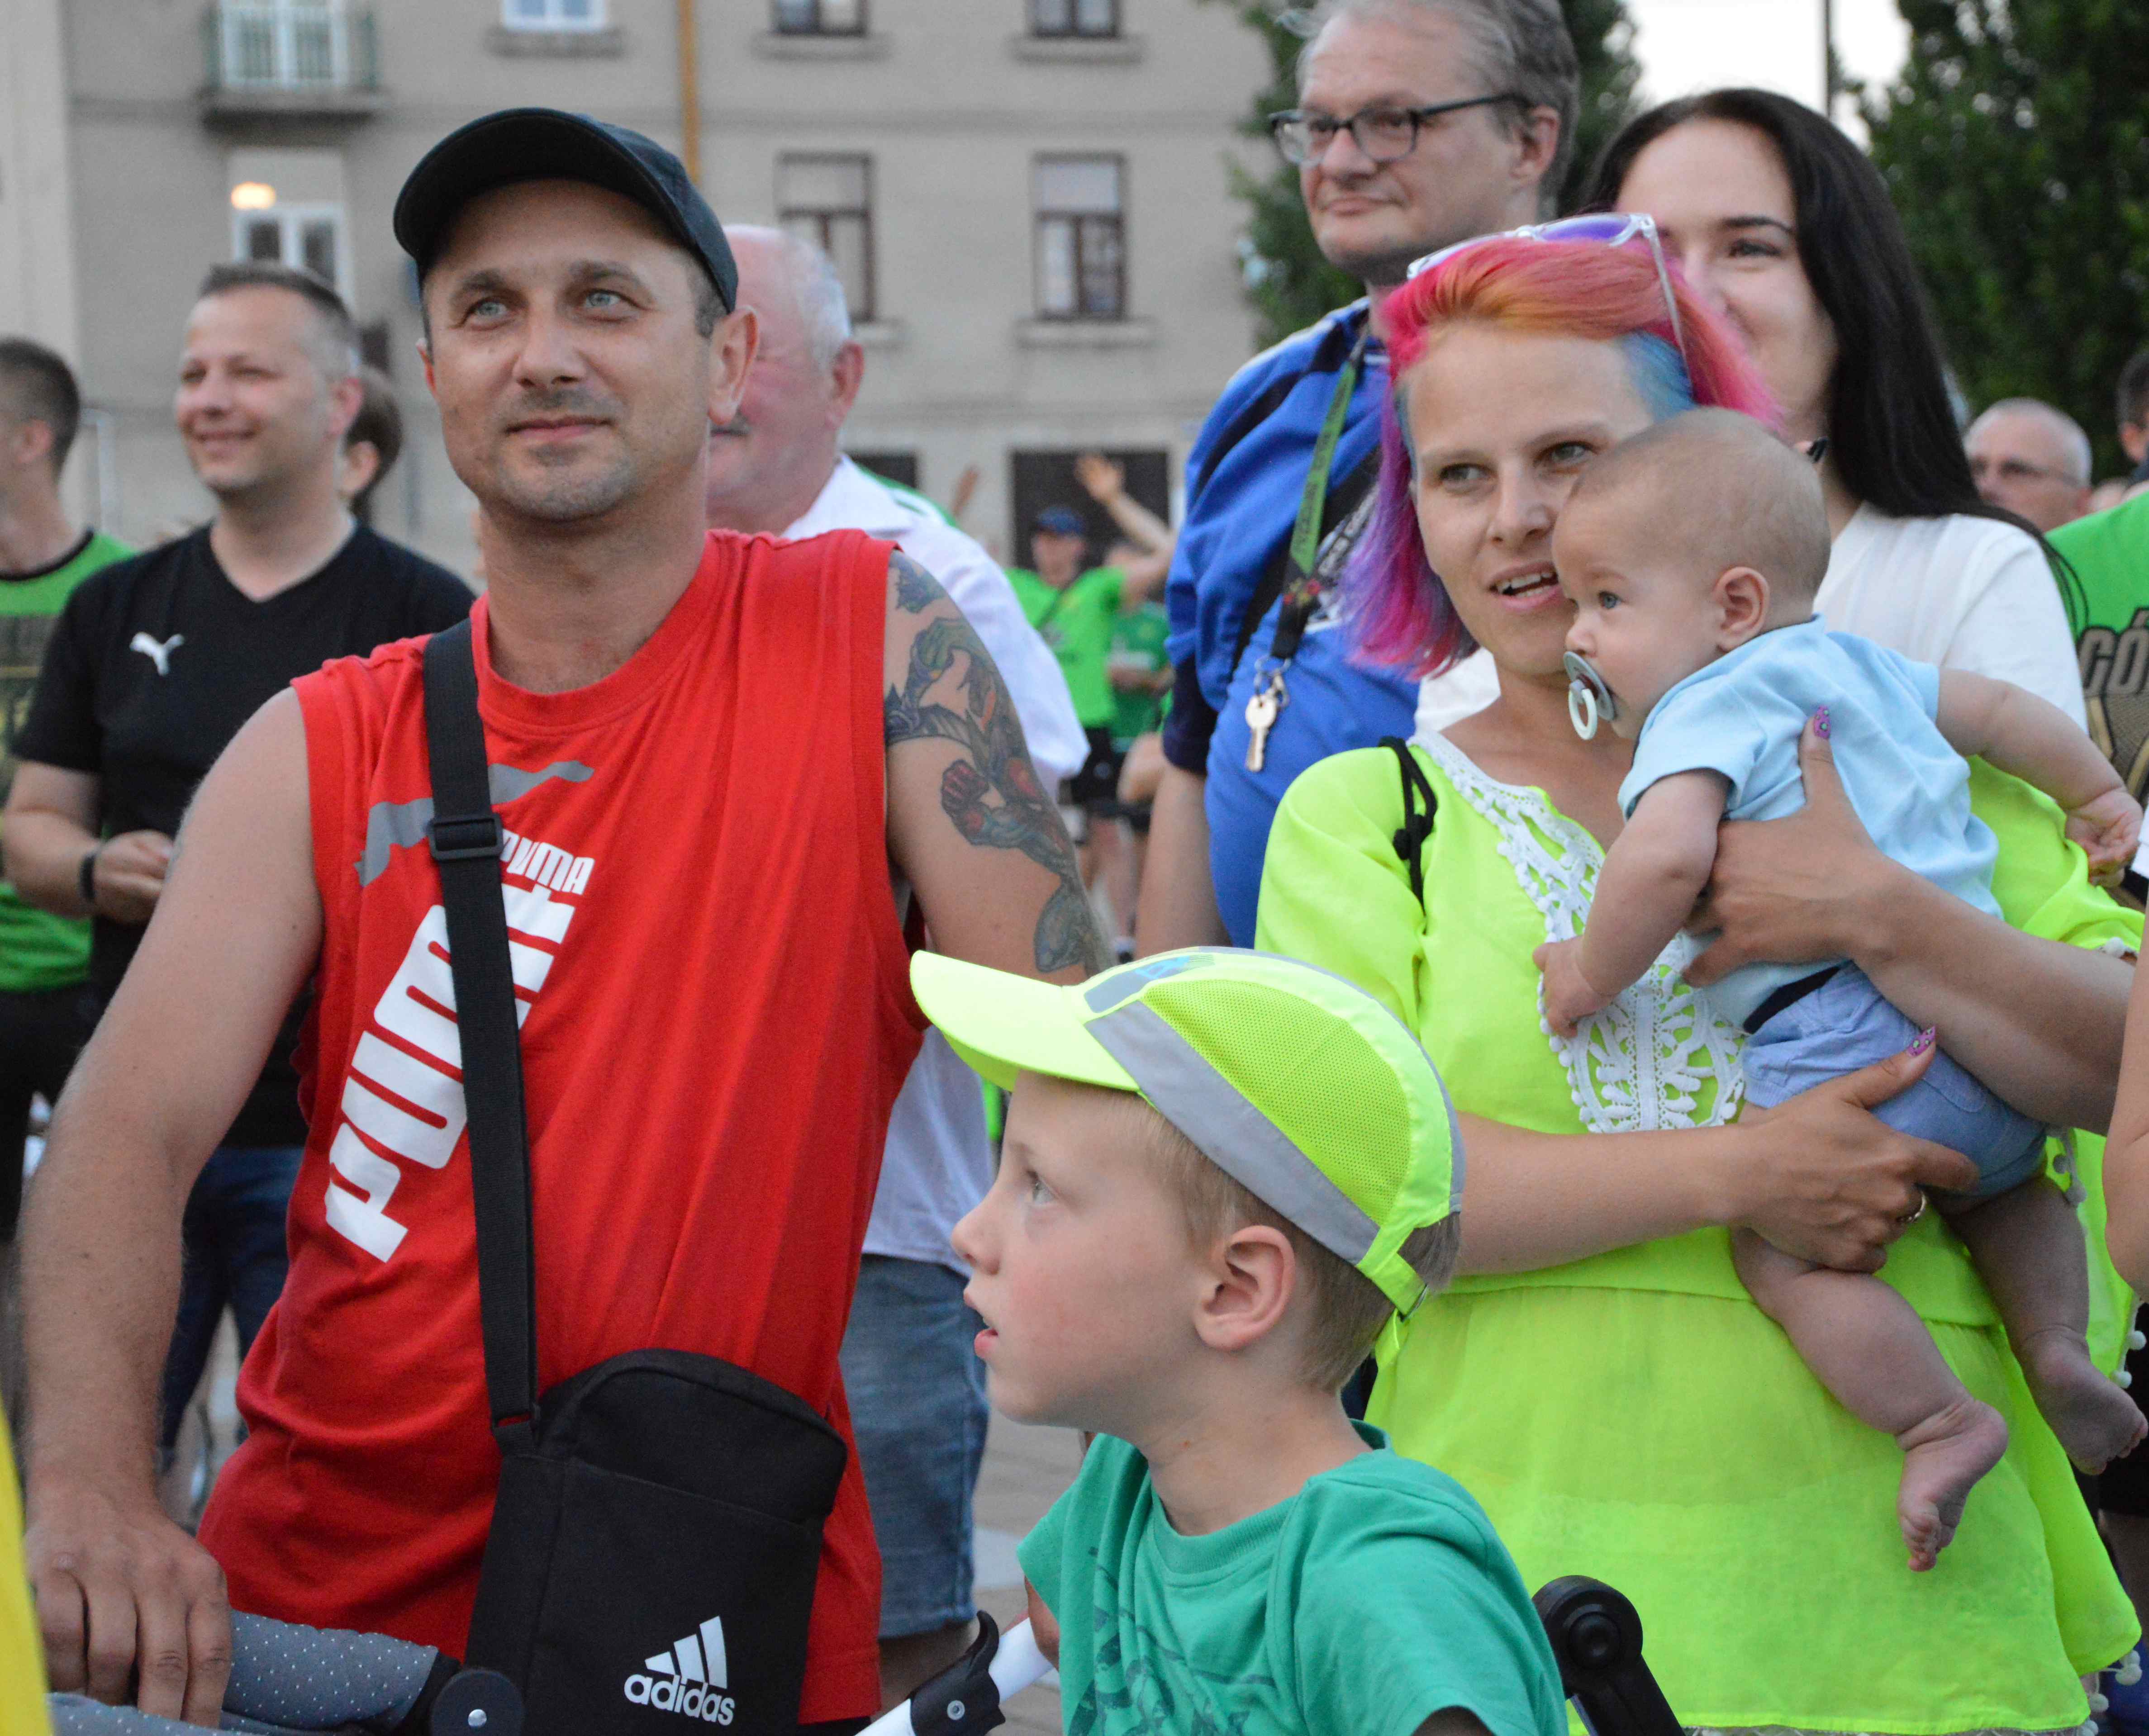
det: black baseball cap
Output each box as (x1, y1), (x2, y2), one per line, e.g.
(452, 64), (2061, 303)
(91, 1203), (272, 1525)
(393, 108), (737, 311)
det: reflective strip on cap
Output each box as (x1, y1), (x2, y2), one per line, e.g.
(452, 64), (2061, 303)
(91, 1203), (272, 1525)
(1086, 1001), (1379, 1265)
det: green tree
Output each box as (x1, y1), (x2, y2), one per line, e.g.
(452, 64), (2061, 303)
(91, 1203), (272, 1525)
(1861, 2), (2149, 478)
(1213, 0), (1642, 348)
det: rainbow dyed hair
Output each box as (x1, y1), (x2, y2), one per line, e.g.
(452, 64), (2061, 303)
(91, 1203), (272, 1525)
(1350, 237), (1779, 678)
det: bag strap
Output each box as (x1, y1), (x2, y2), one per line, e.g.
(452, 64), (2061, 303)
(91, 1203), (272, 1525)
(1381, 735), (1438, 906)
(421, 617), (540, 1449)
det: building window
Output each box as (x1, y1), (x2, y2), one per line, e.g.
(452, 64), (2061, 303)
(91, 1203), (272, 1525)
(773, 0), (864, 33)
(233, 195), (349, 300)
(501, 0), (604, 26)
(779, 156), (875, 323)
(1029, 0), (1118, 36)
(1033, 157), (1124, 321)
(213, 0), (366, 90)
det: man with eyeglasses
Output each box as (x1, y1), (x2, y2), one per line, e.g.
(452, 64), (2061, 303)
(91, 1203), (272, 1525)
(1965, 397), (2093, 535)
(1141, 0), (1575, 952)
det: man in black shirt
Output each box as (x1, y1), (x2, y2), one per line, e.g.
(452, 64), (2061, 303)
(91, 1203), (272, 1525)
(2, 261), (468, 1476)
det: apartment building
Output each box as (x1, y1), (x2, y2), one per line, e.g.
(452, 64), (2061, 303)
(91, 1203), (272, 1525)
(30, 0), (1269, 571)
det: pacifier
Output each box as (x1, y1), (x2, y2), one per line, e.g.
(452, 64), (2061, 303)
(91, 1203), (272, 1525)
(1564, 652), (1617, 741)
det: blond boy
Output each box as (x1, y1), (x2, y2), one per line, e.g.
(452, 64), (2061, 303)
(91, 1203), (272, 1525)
(912, 947), (1567, 1736)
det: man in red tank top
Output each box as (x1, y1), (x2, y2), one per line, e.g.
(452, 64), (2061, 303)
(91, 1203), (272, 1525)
(19, 109), (1106, 1729)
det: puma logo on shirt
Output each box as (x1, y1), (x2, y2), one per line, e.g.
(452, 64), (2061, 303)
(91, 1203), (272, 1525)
(357, 759), (594, 886)
(325, 849), (590, 1261)
(129, 631), (183, 674)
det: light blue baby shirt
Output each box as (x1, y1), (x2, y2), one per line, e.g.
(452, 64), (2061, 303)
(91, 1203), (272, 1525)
(1618, 616), (2001, 1025)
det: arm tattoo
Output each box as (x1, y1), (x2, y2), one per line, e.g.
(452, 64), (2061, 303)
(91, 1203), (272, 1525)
(884, 551), (1109, 975)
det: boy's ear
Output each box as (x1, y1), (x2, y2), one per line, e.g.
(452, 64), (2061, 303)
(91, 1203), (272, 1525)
(1194, 1224), (1297, 1355)
(1714, 564), (1771, 645)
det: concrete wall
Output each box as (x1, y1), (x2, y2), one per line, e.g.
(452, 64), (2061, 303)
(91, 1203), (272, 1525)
(60, 0), (1269, 572)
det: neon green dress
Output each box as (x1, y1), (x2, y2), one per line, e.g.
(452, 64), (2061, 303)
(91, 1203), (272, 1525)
(1257, 731), (2139, 1734)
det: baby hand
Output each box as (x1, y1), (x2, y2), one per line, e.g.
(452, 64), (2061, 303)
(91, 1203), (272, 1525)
(2066, 787), (2143, 887)
(1535, 938), (1611, 1039)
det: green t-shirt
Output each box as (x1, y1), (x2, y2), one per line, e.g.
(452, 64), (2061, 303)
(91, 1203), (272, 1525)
(2053, 492), (2149, 799)
(1008, 564), (1123, 730)
(1019, 1425), (1567, 1736)
(1107, 601), (1170, 746)
(0, 529), (132, 994)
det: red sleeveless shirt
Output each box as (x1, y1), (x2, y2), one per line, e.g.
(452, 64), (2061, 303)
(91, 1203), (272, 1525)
(199, 530), (924, 1722)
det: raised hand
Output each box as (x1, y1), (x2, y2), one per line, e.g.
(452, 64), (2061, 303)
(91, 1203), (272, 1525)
(1072, 452), (1125, 504)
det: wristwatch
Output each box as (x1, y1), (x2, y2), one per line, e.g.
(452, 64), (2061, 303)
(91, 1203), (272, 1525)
(77, 842), (101, 908)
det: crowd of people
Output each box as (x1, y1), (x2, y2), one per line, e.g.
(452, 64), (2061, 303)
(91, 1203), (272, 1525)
(7, 0), (2149, 1733)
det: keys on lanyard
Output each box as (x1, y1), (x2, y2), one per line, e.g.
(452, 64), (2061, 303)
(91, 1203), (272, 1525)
(1245, 667), (1288, 772)
(1241, 327), (1366, 779)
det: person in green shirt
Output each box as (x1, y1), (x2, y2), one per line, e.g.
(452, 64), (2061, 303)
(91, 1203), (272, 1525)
(915, 947), (1567, 1736)
(1008, 496), (1167, 950)
(2056, 490), (2149, 804)
(0, 340), (131, 1255)
(2053, 490), (2149, 1717)
(1107, 597), (1172, 748)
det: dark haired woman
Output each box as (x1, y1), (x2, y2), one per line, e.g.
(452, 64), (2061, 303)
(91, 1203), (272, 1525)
(1589, 89), (2085, 722)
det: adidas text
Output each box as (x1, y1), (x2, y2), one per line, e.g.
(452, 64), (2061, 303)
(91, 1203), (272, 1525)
(623, 1677), (736, 1723)
(626, 1617), (736, 1723)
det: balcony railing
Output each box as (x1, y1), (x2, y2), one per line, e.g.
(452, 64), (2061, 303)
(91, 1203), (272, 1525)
(201, 3), (380, 116)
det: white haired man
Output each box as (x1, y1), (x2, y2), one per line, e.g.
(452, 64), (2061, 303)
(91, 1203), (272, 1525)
(1966, 397), (2093, 534)
(1141, 0), (1569, 951)
(706, 223), (1083, 1705)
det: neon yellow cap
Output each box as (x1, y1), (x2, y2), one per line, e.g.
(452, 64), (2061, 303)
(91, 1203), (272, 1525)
(910, 947), (1462, 1315)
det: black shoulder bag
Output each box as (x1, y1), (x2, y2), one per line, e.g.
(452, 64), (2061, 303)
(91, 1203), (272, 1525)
(422, 619), (849, 1736)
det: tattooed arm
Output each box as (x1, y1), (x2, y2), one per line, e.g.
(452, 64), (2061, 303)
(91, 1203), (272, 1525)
(884, 550), (1109, 982)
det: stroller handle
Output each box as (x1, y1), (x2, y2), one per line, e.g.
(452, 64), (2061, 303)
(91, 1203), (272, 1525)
(861, 1613), (1052, 1736)
(1532, 1577), (1683, 1736)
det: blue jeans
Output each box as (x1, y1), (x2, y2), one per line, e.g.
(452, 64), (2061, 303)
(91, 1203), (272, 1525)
(838, 1255), (988, 1639)
(157, 1143), (304, 1455)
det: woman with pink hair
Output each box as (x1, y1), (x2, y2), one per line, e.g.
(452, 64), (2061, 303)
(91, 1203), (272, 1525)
(1258, 230), (2138, 1730)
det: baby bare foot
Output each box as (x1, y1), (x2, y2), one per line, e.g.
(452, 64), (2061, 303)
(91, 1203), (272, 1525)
(2018, 1328), (2149, 1473)
(1895, 1396), (2008, 1572)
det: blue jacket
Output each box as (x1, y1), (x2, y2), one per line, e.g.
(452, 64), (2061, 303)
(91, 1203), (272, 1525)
(1164, 301), (1418, 944)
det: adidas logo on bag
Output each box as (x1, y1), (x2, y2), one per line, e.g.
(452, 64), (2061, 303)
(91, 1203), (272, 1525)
(623, 1616), (739, 1723)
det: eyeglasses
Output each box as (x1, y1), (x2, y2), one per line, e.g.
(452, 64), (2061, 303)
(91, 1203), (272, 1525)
(1405, 212), (1688, 368)
(1267, 95), (1522, 167)
(1969, 454), (2080, 488)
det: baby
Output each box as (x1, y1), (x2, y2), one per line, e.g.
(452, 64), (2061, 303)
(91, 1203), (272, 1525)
(1536, 408), (2145, 1572)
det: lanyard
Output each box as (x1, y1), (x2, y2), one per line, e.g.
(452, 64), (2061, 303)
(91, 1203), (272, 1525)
(1242, 329), (1369, 774)
(1267, 330), (1369, 668)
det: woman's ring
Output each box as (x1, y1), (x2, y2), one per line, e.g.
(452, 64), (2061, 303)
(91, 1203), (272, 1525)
(1897, 1193), (1927, 1227)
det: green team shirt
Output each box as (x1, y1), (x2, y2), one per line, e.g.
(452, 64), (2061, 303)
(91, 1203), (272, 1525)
(0, 529), (133, 993)
(1008, 564), (1123, 730)
(1108, 601), (1170, 746)
(2054, 492), (2149, 799)
(1019, 1425), (1567, 1736)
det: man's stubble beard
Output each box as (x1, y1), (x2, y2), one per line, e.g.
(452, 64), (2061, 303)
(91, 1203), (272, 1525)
(490, 453), (641, 523)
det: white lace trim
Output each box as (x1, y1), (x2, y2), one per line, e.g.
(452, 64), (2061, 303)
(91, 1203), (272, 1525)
(1409, 728), (1747, 1134)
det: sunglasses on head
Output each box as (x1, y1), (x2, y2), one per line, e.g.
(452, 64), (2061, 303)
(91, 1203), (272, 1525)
(1405, 212), (1688, 367)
